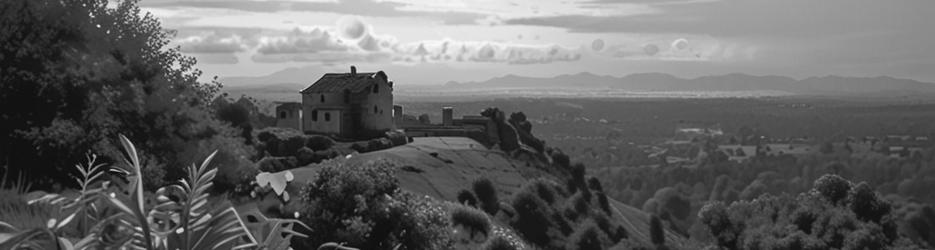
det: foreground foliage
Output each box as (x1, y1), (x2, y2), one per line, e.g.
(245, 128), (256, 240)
(294, 158), (453, 249)
(0, 135), (306, 249)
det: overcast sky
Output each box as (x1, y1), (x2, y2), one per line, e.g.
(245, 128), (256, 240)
(141, 0), (935, 85)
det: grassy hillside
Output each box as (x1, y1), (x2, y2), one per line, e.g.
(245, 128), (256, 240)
(289, 137), (693, 247)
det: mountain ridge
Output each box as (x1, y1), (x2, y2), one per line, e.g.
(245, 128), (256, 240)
(444, 72), (935, 95)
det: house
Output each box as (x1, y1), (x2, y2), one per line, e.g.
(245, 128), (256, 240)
(275, 102), (302, 130)
(300, 66), (394, 138)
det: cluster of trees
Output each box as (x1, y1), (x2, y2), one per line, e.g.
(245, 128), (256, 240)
(0, 0), (255, 191)
(594, 148), (935, 247)
(698, 174), (923, 249)
(451, 150), (667, 250)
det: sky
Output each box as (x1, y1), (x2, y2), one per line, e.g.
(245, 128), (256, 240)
(140, 0), (935, 85)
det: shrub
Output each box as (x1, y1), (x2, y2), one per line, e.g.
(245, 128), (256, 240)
(483, 235), (517, 250)
(256, 156), (299, 172)
(450, 205), (491, 239)
(551, 151), (571, 169)
(305, 135), (335, 151)
(510, 191), (553, 247)
(522, 178), (557, 204)
(650, 215), (666, 246)
(593, 213), (625, 243)
(597, 192), (612, 214)
(296, 159), (400, 248)
(296, 147), (316, 166)
(567, 220), (608, 250)
(473, 177), (500, 215)
(551, 212), (574, 236)
(374, 191), (453, 249)
(458, 189), (478, 207)
(571, 192), (590, 216)
(588, 176), (604, 192)
(385, 131), (408, 147)
(280, 136), (307, 157)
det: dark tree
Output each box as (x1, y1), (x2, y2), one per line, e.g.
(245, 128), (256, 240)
(650, 215), (666, 246)
(473, 177), (500, 215)
(457, 189), (478, 207)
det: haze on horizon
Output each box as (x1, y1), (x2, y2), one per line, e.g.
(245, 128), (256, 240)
(142, 0), (935, 86)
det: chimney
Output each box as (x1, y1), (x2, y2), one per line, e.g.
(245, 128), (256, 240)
(350, 65), (357, 75)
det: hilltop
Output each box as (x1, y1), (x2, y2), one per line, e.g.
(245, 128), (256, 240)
(288, 136), (694, 247)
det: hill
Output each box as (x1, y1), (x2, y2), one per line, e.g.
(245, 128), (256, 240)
(445, 72), (935, 96)
(289, 137), (694, 247)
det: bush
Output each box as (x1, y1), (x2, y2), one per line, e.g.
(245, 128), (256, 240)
(510, 191), (554, 247)
(256, 156), (299, 172)
(385, 131), (408, 146)
(305, 135), (335, 151)
(522, 178), (557, 204)
(597, 192), (612, 214)
(458, 189), (478, 207)
(567, 220), (608, 250)
(296, 159), (401, 248)
(473, 177), (500, 215)
(483, 236), (517, 250)
(551, 150), (571, 169)
(588, 176), (604, 192)
(450, 205), (491, 239)
(650, 215), (666, 246)
(593, 213), (626, 243)
(571, 192), (590, 216)
(280, 136), (307, 157)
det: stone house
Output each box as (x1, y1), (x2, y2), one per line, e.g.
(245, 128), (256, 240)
(300, 66), (394, 138)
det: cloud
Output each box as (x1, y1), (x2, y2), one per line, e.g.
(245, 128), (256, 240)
(176, 33), (249, 54)
(256, 28), (349, 54)
(504, 0), (935, 39)
(392, 40), (582, 65)
(140, 0), (488, 25)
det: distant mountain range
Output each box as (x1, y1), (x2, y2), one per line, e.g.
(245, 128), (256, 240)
(444, 72), (935, 95)
(220, 69), (935, 98)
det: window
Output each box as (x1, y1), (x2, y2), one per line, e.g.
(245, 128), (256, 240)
(373, 105), (378, 114)
(311, 110), (318, 121)
(344, 89), (351, 104)
(372, 84), (379, 93)
(320, 94), (325, 103)
(324, 112), (331, 121)
(279, 111), (287, 119)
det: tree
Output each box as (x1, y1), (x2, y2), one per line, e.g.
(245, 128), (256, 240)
(0, 0), (250, 189)
(474, 177), (500, 215)
(650, 215), (666, 246)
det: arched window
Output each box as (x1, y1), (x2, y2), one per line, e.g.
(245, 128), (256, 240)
(324, 112), (331, 121)
(311, 110), (318, 121)
(279, 111), (287, 119)
(372, 84), (379, 93)
(320, 94), (325, 103)
(373, 105), (378, 114)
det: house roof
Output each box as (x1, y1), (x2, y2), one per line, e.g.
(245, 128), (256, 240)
(301, 72), (384, 94)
